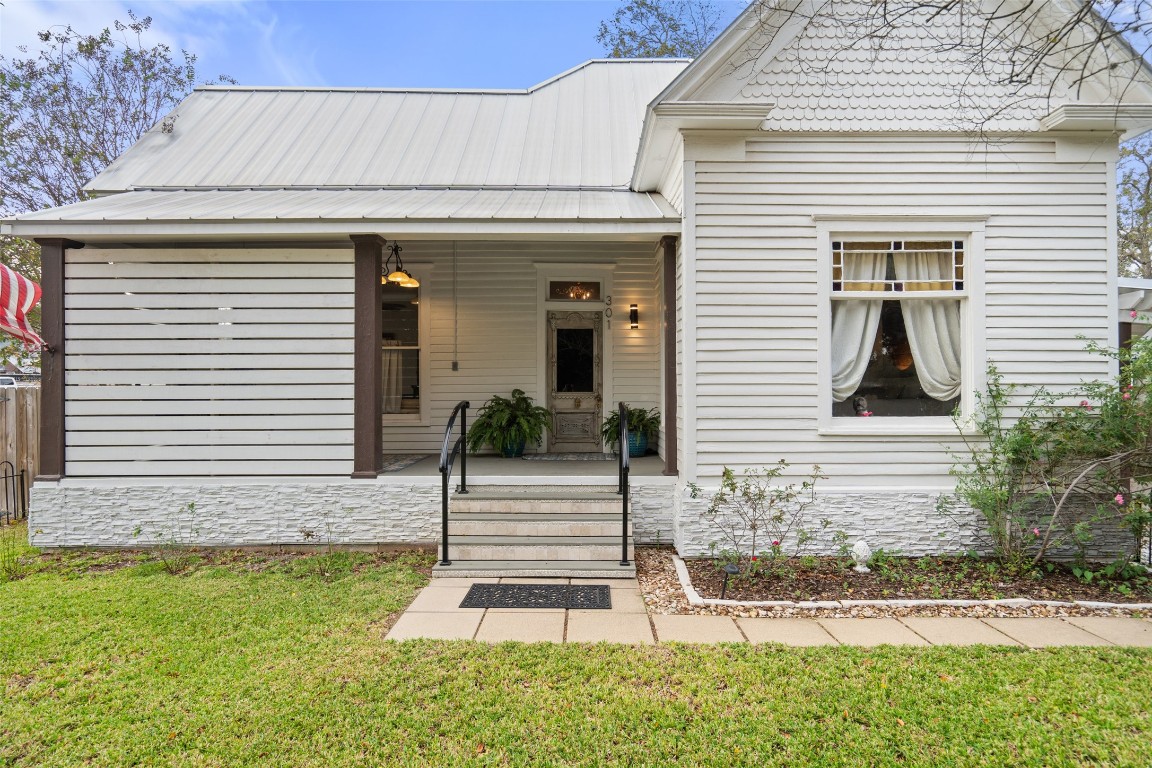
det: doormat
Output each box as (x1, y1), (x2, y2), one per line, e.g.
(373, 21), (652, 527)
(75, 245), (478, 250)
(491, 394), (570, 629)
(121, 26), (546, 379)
(521, 453), (614, 461)
(459, 583), (612, 609)
(381, 454), (431, 472)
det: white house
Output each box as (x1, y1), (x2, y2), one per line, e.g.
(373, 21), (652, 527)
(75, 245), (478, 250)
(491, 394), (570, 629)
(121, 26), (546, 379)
(6, 2), (1152, 571)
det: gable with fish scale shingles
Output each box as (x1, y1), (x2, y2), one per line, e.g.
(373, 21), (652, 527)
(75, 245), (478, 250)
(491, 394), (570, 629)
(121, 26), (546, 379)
(650, 0), (1152, 135)
(743, 5), (1065, 133)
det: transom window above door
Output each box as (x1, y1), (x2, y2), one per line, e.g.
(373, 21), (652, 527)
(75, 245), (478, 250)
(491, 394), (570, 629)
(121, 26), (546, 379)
(548, 280), (602, 302)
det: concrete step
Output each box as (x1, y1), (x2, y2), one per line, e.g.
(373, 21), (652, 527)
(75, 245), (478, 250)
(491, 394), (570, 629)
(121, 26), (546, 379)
(436, 485), (636, 578)
(431, 559), (637, 579)
(440, 537), (635, 562)
(449, 498), (622, 515)
(456, 485), (619, 498)
(450, 518), (631, 537)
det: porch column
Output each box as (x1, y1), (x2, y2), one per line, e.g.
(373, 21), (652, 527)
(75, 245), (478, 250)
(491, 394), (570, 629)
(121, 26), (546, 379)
(661, 235), (678, 476)
(33, 238), (84, 481)
(351, 234), (385, 478)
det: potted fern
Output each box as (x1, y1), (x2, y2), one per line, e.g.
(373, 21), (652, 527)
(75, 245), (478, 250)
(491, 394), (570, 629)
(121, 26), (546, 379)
(467, 389), (553, 458)
(600, 406), (660, 458)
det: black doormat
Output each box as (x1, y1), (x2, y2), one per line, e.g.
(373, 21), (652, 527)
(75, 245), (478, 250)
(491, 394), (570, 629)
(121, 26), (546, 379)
(521, 453), (614, 461)
(459, 583), (612, 609)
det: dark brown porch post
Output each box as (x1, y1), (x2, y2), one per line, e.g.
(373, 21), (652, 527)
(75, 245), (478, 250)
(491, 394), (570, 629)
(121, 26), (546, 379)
(33, 238), (83, 481)
(350, 234), (385, 478)
(661, 235), (678, 476)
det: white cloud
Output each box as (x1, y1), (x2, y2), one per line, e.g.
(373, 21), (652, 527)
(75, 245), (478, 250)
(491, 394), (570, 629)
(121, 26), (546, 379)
(252, 9), (325, 86)
(0, 1), (322, 85)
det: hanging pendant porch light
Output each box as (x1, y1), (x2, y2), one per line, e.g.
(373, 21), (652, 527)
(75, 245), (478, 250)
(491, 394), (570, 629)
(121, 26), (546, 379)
(382, 242), (419, 288)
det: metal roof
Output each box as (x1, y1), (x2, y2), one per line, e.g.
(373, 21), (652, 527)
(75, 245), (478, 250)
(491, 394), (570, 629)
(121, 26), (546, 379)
(5, 189), (679, 240)
(87, 60), (689, 193)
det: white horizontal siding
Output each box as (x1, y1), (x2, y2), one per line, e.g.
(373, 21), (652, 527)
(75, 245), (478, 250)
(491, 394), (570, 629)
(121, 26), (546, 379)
(65, 247), (355, 477)
(379, 240), (663, 452)
(64, 241), (665, 473)
(688, 134), (1114, 486)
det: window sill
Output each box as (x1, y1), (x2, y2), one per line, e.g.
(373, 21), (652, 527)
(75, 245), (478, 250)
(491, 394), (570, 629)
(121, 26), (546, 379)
(818, 418), (971, 437)
(382, 414), (426, 426)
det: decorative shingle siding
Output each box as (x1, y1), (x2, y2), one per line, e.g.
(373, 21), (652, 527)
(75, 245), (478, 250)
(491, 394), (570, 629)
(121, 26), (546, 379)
(739, 6), (1073, 133)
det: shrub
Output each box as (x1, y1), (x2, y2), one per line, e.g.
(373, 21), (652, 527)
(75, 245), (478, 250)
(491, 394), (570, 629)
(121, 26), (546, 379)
(696, 461), (836, 576)
(947, 335), (1152, 569)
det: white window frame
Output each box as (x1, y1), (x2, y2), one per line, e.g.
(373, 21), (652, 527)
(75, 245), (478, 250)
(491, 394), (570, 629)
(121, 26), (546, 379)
(814, 216), (986, 435)
(381, 261), (431, 426)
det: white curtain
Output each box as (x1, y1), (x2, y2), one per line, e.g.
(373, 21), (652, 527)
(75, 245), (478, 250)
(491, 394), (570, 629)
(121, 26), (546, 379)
(830, 252), (886, 402)
(893, 251), (962, 401)
(381, 341), (403, 414)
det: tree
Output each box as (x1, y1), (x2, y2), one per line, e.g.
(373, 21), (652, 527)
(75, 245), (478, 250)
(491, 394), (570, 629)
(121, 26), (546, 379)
(1120, 136), (1152, 279)
(596, 0), (727, 58)
(0, 11), (226, 213)
(0, 12), (229, 359)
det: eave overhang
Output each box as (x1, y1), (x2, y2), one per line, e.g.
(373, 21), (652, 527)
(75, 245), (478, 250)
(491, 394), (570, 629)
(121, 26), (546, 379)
(2, 188), (682, 243)
(631, 101), (775, 191)
(1041, 104), (1152, 139)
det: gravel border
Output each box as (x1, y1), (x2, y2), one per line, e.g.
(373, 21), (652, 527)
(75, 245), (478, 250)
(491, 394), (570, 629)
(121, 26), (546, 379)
(635, 547), (1152, 619)
(671, 554), (1152, 611)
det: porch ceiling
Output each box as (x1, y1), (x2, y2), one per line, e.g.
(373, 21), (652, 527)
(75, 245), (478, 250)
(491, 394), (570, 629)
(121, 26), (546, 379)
(3, 188), (681, 241)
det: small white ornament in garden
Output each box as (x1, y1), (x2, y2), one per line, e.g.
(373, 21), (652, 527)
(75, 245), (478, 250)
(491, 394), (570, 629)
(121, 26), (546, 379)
(851, 540), (872, 573)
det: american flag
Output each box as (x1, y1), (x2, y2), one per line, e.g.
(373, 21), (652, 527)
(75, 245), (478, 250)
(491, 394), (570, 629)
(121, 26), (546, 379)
(0, 263), (43, 347)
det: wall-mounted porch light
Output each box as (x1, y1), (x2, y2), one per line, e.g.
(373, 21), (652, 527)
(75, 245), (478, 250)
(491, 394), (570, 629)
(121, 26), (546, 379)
(629, 304), (638, 329)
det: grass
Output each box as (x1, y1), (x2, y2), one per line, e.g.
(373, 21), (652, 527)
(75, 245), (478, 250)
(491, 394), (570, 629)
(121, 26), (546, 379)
(2, 524), (1151, 767)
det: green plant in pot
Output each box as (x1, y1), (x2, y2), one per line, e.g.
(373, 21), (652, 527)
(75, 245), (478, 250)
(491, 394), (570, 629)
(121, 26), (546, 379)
(601, 406), (660, 458)
(467, 389), (553, 458)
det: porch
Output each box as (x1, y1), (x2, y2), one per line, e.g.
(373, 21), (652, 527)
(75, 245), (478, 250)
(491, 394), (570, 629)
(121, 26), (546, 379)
(380, 453), (667, 480)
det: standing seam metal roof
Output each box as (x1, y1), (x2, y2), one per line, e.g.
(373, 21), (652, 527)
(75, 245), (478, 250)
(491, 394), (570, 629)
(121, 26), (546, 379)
(85, 60), (690, 194)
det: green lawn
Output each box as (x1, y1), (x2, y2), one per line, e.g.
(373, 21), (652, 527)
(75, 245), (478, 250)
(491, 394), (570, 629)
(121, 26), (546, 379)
(2, 531), (1150, 767)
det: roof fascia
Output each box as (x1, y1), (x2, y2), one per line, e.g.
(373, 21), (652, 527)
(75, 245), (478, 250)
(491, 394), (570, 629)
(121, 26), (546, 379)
(1065, 0), (1152, 103)
(631, 0), (807, 190)
(0, 219), (681, 241)
(652, 0), (809, 106)
(633, 103), (776, 191)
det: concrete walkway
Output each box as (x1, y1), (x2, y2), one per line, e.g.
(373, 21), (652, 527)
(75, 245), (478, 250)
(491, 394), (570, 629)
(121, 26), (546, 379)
(385, 577), (1152, 646)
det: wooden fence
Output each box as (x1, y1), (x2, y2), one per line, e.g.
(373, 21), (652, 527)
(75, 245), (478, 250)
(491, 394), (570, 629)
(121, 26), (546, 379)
(0, 386), (39, 514)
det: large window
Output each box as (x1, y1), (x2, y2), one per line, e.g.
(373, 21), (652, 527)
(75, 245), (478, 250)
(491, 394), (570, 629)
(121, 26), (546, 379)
(381, 281), (421, 417)
(829, 239), (965, 419)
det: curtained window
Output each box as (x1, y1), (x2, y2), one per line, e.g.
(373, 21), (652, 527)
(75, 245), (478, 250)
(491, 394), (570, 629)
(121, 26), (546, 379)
(381, 282), (421, 416)
(830, 240), (964, 418)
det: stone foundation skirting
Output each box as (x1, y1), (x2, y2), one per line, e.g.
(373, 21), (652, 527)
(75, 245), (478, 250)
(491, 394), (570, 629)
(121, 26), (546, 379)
(28, 479), (677, 549)
(30, 479), (1133, 561)
(671, 486), (1136, 561)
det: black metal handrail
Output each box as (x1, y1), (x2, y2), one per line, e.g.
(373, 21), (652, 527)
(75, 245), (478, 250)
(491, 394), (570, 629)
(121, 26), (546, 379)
(616, 401), (631, 566)
(438, 400), (470, 566)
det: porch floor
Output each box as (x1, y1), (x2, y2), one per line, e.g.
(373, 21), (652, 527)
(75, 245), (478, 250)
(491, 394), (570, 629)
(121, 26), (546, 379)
(383, 454), (668, 479)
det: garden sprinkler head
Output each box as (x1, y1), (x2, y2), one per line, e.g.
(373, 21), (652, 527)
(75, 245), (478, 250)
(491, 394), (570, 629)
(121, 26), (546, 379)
(720, 563), (741, 600)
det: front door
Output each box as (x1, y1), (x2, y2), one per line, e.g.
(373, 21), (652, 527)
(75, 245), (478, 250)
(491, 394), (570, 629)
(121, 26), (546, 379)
(547, 311), (602, 452)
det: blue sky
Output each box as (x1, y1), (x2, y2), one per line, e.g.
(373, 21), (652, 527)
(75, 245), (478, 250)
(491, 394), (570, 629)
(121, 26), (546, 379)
(0, 0), (744, 89)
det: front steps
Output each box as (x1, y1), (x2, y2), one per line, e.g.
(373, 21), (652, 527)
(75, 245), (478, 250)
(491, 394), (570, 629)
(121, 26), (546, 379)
(431, 485), (636, 578)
